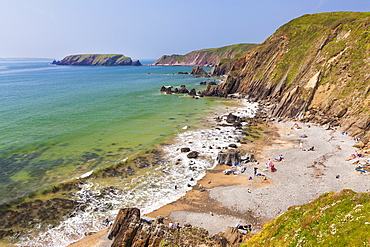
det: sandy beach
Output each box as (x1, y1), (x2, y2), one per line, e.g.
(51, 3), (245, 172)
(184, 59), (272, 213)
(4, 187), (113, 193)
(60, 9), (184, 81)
(69, 119), (370, 246)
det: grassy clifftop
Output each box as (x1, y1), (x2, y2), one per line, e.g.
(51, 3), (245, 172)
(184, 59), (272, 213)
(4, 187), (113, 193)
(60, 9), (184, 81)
(243, 190), (370, 246)
(53, 54), (141, 66)
(152, 43), (257, 66)
(202, 12), (370, 145)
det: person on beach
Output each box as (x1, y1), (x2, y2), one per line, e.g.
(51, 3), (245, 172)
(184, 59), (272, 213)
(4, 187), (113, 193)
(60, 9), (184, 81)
(265, 160), (270, 169)
(169, 221), (174, 228)
(269, 160), (276, 172)
(254, 167), (258, 175)
(198, 184), (203, 191)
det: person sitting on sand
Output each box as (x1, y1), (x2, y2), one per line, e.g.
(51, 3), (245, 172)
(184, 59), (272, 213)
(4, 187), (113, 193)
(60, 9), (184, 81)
(270, 162), (276, 172)
(275, 155), (284, 162)
(169, 221), (174, 228)
(299, 134), (307, 138)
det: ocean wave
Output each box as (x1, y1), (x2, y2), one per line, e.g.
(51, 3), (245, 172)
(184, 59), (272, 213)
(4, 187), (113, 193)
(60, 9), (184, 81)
(15, 101), (258, 247)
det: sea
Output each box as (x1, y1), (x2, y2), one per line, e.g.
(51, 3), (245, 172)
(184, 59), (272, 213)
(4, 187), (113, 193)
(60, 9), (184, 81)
(0, 58), (258, 246)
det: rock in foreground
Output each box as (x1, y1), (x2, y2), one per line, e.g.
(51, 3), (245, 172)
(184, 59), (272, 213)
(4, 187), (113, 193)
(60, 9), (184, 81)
(108, 207), (246, 247)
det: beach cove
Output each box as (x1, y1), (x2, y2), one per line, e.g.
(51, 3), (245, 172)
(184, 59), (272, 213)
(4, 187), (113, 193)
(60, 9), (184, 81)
(69, 105), (370, 246)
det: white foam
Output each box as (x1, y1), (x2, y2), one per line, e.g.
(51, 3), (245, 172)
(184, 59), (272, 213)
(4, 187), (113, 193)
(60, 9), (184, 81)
(15, 101), (258, 247)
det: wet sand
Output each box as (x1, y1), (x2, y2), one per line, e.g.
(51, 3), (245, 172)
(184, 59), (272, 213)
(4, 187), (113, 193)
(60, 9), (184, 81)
(68, 120), (370, 246)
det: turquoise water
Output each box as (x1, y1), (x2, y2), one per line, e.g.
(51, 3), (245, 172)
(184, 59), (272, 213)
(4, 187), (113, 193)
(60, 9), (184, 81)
(0, 58), (223, 204)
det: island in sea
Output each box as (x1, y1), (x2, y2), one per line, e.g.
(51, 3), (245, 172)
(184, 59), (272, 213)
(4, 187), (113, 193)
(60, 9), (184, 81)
(52, 54), (142, 66)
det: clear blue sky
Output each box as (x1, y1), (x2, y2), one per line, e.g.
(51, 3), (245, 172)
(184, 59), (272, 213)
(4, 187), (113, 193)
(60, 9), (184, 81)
(0, 0), (369, 60)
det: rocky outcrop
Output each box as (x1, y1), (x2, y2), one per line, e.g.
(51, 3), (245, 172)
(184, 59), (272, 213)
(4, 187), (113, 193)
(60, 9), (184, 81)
(160, 85), (193, 95)
(210, 58), (240, 76)
(202, 12), (370, 146)
(190, 66), (210, 77)
(217, 150), (241, 166)
(108, 207), (246, 247)
(52, 54), (142, 66)
(152, 43), (258, 67)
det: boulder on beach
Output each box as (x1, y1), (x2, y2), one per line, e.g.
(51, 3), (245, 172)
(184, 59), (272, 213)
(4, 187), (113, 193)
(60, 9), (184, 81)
(217, 150), (241, 166)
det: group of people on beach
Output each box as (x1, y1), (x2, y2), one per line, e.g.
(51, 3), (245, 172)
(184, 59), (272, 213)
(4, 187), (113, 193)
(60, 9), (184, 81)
(168, 221), (181, 229)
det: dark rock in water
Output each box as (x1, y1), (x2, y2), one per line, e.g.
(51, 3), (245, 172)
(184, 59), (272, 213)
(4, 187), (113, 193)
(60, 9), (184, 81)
(228, 144), (238, 149)
(189, 88), (197, 96)
(177, 85), (189, 94)
(187, 151), (199, 159)
(181, 147), (191, 153)
(190, 66), (210, 77)
(208, 81), (217, 85)
(134, 157), (153, 168)
(0, 198), (79, 232)
(217, 150), (241, 166)
(178, 72), (189, 74)
(160, 85), (190, 94)
(132, 60), (142, 66)
(226, 113), (241, 124)
(160, 86), (174, 94)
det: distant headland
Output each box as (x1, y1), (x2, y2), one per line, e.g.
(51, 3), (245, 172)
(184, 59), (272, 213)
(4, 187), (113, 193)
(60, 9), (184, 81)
(52, 54), (142, 66)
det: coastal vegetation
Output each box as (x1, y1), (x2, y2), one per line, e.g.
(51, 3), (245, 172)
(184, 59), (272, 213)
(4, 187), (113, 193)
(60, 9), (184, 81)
(242, 189), (370, 246)
(202, 11), (370, 148)
(152, 43), (257, 67)
(52, 54), (142, 66)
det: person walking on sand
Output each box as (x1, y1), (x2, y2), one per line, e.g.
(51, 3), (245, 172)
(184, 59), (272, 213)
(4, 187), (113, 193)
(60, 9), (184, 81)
(198, 184), (203, 191)
(254, 167), (258, 175)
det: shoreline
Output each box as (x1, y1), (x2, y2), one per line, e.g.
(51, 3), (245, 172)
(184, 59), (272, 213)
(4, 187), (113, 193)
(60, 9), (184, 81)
(69, 116), (370, 246)
(149, 119), (370, 235)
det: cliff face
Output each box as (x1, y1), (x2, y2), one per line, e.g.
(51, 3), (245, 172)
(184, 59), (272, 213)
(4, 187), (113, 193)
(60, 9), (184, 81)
(202, 12), (370, 145)
(152, 43), (257, 67)
(52, 54), (142, 66)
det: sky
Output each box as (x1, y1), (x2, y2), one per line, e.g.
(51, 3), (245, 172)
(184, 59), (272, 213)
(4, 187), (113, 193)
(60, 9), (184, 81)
(0, 0), (369, 60)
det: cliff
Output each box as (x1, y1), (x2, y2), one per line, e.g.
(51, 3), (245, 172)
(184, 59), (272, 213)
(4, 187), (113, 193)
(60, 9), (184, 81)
(152, 43), (258, 67)
(52, 54), (142, 66)
(202, 12), (370, 146)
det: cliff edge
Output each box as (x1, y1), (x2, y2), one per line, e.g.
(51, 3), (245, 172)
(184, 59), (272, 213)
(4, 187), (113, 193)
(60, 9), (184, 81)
(52, 54), (142, 66)
(152, 43), (257, 67)
(202, 12), (370, 146)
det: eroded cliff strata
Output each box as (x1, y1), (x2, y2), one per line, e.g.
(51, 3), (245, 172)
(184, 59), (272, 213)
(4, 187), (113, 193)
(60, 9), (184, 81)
(202, 12), (370, 147)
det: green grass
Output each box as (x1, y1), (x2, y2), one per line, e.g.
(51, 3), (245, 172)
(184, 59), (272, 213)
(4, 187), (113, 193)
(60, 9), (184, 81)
(242, 190), (370, 247)
(155, 43), (258, 65)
